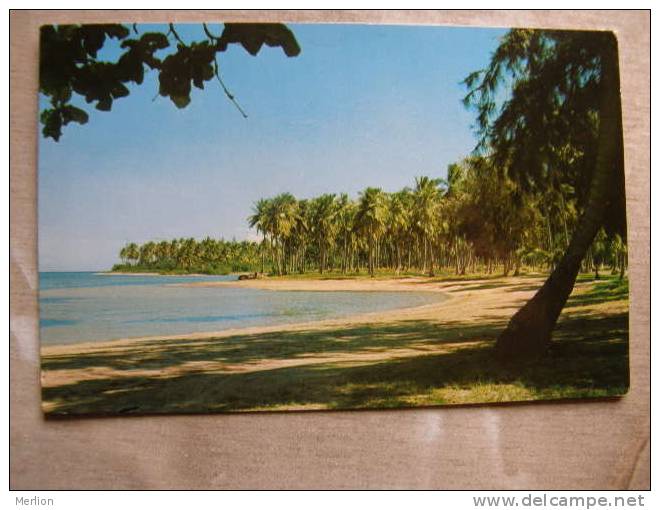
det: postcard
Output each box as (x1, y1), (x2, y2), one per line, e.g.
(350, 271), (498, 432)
(38, 22), (629, 415)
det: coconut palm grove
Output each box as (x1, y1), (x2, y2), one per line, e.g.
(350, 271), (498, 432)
(112, 150), (629, 359)
(39, 24), (629, 414)
(115, 168), (627, 282)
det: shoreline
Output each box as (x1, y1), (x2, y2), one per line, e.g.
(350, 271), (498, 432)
(41, 276), (552, 356)
(40, 275), (627, 414)
(171, 277), (445, 292)
(95, 271), (235, 277)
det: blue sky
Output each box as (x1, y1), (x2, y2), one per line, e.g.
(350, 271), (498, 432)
(38, 23), (507, 271)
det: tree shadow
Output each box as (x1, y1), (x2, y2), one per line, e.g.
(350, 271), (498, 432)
(42, 311), (629, 416)
(42, 320), (501, 373)
(423, 279), (545, 294)
(502, 283), (546, 293)
(452, 282), (518, 292)
(564, 278), (629, 308)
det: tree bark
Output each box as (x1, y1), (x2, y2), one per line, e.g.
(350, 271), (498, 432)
(396, 241), (401, 275)
(368, 238), (374, 276)
(260, 237), (265, 274)
(423, 237), (428, 273)
(495, 37), (622, 361)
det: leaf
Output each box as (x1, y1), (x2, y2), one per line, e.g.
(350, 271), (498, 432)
(170, 94), (190, 109)
(102, 24), (130, 40)
(95, 97), (112, 111)
(218, 23), (301, 57)
(80, 25), (106, 58)
(61, 105), (89, 125)
(40, 22), (300, 141)
(40, 108), (62, 141)
(111, 83), (130, 99)
(140, 32), (170, 50)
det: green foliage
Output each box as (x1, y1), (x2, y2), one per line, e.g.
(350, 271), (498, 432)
(39, 22), (300, 140)
(566, 275), (628, 308)
(115, 237), (264, 275)
(214, 23), (301, 57)
(463, 28), (626, 240)
(239, 171), (626, 279)
(116, 178), (626, 281)
(355, 188), (387, 237)
(107, 28), (628, 287)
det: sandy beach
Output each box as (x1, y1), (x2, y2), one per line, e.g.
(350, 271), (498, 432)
(95, 271), (218, 277)
(40, 275), (628, 414)
(41, 276), (545, 356)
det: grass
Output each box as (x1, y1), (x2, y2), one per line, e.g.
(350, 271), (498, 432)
(263, 267), (556, 282)
(41, 275), (629, 416)
(566, 276), (629, 308)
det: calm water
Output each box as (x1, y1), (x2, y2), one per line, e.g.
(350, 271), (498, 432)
(39, 272), (445, 345)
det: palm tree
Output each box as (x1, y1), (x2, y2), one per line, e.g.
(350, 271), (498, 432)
(125, 242), (139, 266)
(267, 193), (298, 275)
(412, 176), (442, 275)
(335, 194), (356, 273)
(248, 198), (271, 274)
(179, 238), (197, 269)
(139, 241), (157, 267)
(386, 191), (411, 275)
(155, 240), (171, 268)
(310, 194), (338, 274)
(119, 244), (129, 265)
(291, 199), (311, 273)
(355, 187), (387, 277)
(609, 233), (627, 280)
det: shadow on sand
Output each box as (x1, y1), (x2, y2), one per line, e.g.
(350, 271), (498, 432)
(42, 304), (629, 416)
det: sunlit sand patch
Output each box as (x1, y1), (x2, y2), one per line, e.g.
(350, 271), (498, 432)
(39, 276), (625, 414)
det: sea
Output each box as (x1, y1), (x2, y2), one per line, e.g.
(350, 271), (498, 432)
(39, 272), (445, 345)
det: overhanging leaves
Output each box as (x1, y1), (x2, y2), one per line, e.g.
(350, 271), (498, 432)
(39, 22), (300, 140)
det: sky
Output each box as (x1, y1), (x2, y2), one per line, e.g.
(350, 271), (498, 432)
(38, 23), (507, 271)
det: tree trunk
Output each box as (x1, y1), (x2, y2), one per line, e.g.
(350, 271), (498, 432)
(368, 240), (374, 277)
(261, 237), (265, 274)
(342, 235), (348, 273)
(428, 240), (435, 277)
(368, 226), (374, 277)
(495, 38), (622, 361)
(395, 242), (401, 275)
(422, 237), (428, 273)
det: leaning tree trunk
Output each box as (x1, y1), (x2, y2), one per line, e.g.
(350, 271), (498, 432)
(495, 37), (622, 361)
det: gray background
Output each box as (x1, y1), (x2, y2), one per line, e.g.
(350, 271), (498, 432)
(10, 10), (650, 489)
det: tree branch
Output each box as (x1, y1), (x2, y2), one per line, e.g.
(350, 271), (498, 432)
(168, 23), (186, 46)
(203, 22), (221, 41)
(214, 57), (248, 119)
